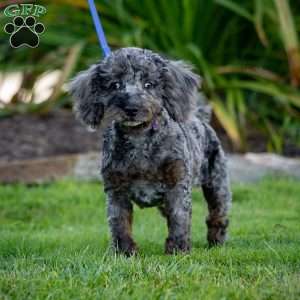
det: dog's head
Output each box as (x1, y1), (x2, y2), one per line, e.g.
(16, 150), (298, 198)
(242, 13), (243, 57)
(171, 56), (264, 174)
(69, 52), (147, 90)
(69, 47), (200, 132)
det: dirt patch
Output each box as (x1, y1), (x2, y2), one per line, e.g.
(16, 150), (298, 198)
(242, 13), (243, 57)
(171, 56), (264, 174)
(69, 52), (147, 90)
(0, 110), (101, 162)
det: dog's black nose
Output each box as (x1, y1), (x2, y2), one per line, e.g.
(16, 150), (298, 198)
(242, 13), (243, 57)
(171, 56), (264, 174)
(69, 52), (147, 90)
(124, 106), (139, 117)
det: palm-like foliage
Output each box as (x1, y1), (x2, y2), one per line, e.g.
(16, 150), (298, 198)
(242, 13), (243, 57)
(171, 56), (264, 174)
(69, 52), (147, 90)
(0, 0), (300, 152)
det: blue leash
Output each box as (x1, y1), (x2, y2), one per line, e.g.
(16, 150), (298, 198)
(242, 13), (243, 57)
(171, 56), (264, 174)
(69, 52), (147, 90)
(87, 0), (111, 57)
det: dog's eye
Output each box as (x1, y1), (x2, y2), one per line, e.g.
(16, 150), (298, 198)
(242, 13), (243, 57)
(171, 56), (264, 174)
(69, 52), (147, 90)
(144, 82), (153, 89)
(111, 82), (121, 90)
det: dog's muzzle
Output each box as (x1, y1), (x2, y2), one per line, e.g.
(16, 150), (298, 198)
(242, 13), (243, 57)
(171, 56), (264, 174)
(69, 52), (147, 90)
(114, 93), (159, 130)
(121, 104), (154, 129)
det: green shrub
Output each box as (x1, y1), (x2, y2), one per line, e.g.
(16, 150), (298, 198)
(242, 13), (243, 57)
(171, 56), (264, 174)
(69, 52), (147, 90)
(0, 0), (299, 152)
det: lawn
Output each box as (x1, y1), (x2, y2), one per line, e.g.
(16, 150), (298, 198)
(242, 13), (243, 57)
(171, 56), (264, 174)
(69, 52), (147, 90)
(0, 177), (299, 300)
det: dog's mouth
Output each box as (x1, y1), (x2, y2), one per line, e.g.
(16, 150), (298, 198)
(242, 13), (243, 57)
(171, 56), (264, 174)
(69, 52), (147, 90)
(121, 119), (152, 130)
(122, 120), (147, 127)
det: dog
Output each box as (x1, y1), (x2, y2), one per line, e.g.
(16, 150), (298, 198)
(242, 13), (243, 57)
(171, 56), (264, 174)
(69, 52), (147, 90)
(69, 47), (232, 255)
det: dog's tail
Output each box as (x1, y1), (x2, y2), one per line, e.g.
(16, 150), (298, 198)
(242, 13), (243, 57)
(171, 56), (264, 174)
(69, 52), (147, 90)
(195, 93), (212, 123)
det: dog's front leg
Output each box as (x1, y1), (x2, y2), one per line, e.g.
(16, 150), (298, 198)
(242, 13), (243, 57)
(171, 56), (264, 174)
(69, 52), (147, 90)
(107, 190), (137, 256)
(162, 183), (192, 254)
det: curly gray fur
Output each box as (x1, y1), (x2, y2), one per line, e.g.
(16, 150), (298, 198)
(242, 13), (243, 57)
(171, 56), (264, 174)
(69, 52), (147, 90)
(70, 47), (232, 255)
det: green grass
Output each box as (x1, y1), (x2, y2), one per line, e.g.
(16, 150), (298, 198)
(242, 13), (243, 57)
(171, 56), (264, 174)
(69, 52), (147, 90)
(0, 177), (299, 300)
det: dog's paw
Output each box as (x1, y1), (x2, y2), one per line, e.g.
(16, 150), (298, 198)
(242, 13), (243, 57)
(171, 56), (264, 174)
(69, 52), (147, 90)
(165, 237), (191, 254)
(115, 238), (138, 257)
(207, 230), (227, 247)
(206, 218), (229, 247)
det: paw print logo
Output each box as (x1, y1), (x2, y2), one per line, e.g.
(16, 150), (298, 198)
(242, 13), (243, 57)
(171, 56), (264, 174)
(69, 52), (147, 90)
(4, 16), (45, 48)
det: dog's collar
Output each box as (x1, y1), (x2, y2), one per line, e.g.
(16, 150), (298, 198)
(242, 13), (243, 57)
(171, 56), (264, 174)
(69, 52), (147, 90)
(151, 118), (159, 131)
(150, 111), (169, 133)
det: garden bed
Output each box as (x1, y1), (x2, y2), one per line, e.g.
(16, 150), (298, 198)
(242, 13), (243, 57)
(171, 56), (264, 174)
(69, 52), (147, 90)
(0, 109), (299, 163)
(0, 110), (100, 162)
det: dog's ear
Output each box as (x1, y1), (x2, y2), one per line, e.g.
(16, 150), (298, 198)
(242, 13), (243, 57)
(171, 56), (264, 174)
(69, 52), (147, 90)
(69, 65), (104, 131)
(162, 60), (201, 122)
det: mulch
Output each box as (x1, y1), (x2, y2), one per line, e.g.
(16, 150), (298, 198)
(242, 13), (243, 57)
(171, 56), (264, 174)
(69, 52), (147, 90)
(0, 110), (101, 162)
(0, 109), (299, 162)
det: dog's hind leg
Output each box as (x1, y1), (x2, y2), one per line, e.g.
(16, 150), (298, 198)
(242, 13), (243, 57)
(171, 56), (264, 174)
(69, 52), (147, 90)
(107, 191), (137, 256)
(201, 144), (232, 247)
